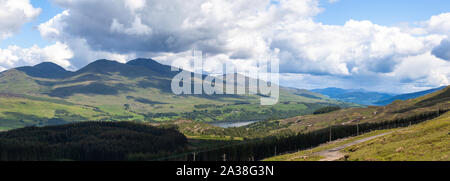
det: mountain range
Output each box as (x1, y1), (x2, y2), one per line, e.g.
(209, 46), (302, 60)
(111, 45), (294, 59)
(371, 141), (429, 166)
(373, 86), (447, 105)
(311, 86), (446, 106)
(0, 58), (350, 130)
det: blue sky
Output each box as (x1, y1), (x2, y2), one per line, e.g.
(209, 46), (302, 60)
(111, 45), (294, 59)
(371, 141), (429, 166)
(0, 0), (62, 48)
(317, 0), (450, 26)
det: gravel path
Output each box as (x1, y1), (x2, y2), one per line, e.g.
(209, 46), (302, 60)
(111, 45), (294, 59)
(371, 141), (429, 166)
(316, 131), (395, 161)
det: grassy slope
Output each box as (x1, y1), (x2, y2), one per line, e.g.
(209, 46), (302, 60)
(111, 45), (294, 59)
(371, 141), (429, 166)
(51, 72), (340, 115)
(156, 86), (450, 139)
(263, 129), (395, 161)
(0, 95), (109, 131)
(0, 70), (45, 94)
(263, 110), (450, 161)
(254, 86), (450, 135)
(342, 112), (450, 161)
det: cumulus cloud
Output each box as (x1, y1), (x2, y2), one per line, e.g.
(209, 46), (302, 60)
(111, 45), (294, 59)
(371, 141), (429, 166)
(47, 0), (283, 56)
(273, 18), (445, 76)
(37, 10), (136, 68)
(0, 42), (74, 69)
(426, 12), (450, 35)
(110, 16), (152, 36)
(432, 39), (450, 61)
(41, 1), (444, 73)
(0, 0), (41, 39)
(124, 0), (146, 12)
(37, 10), (69, 40)
(389, 52), (450, 87)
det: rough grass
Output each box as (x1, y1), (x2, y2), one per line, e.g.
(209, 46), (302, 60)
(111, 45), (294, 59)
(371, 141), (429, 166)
(0, 96), (107, 129)
(263, 129), (395, 161)
(270, 87), (450, 135)
(342, 112), (450, 161)
(187, 135), (244, 141)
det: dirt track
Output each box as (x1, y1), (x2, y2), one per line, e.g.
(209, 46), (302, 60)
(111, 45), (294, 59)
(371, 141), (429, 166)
(316, 131), (394, 161)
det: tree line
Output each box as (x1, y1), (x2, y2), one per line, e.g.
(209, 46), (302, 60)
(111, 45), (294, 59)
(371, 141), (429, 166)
(0, 121), (187, 161)
(150, 109), (448, 161)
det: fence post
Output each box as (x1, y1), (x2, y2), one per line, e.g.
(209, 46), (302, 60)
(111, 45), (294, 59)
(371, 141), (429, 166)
(357, 124), (359, 136)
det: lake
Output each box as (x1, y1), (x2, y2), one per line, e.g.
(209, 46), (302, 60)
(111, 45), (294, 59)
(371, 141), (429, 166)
(209, 120), (260, 128)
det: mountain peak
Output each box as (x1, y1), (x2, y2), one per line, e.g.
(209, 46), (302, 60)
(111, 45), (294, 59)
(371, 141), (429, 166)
(127, 58), (159, 64)
(89, 59), (122, 65)
(34, 62), (66, 70)
(15, 62), (72, 79)
(126, 58), (176, 76)
(76, 58), (168, 78)
(77, 59), (124, 74)
(126, 58), (164, 68)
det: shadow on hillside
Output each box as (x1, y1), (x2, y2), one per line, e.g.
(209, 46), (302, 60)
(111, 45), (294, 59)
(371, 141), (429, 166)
(47, 83), (133, 98)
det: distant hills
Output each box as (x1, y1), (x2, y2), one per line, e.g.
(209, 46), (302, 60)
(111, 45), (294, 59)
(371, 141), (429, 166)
(311, 86), (446, 105)
(374, 86), (447, 105)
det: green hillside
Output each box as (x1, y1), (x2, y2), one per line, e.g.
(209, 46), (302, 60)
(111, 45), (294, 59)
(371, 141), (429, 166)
(262, 86), (450, 161)
(0, 94), (112, 131)
(0, 59), (350, 130)
(249, 86), (450, 136)
(342, 112), (449, 161)
(374, 86), (446, 105)
(263, 110), (449, 161)
(0, 70), (45, 94)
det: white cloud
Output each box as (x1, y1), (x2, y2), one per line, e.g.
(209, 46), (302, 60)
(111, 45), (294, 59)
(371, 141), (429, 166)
(0, 0), (41, 39)
(0, 42), (74, 69)
(426, 12), (450, 35)
(274, 18), (445, 76)
(389, 52), (450, 87)
(124, 0), (146, 12)
(36, 10), (136, 68)
(37, 10), (69, 41)
(432, 38), (450, 61)
(60, 37), (136, 68)
(110, 16), (152, 36)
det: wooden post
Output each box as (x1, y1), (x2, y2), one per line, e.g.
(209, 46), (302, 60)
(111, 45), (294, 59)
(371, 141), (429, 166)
(329, 124), (332, 142)
(357, 123), (359, 136)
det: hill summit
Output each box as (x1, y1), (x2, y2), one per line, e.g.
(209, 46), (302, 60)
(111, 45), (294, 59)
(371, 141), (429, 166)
(15, 62), (73, 78)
